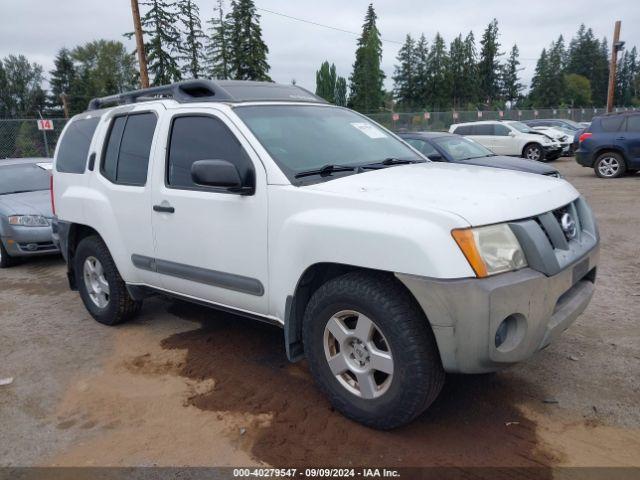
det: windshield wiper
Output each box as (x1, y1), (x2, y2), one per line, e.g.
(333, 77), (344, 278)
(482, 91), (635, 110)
(294, 164), (357, 178)
(360, 157), (426, 169)
(0, 190), (34, 195)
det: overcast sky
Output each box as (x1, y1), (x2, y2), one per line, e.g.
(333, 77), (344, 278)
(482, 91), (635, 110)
(1, 0), (638, 93)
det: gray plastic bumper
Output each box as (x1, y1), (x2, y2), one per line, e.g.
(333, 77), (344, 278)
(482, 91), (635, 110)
(396, 245), (599, 373)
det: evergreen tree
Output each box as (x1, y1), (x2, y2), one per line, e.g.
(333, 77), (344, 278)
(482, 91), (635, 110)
(392, 34), (419, 109)
(178, 0), (206, 79)
(414, 34), (430, 108)
(136, 0), (182, 85)
(448, 35), (466, 109)
(335, 76), (347, 106)
(228, 0), (271, 81)
(529, 48), (548, 107)
(205, 0), (232, 79)
(0, 59), (7, 117)
(592, 38), (610, 105)
(49, 48), (77, 113)
(500, 44), (523, 104)
(348, 4), (385, 112)
(315, 61), (337, 103)
(546, 36), (567, 105)
(461, 31), (479, 107)
(478, 19), (501, 106)
(424, 33), (451, 110)
(566, 25), (608, 105)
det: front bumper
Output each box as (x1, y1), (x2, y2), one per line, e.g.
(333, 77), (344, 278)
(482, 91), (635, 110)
(543, 145), (562, 158)
(397, 245), (598, 373)
(1, 225), (59, 257)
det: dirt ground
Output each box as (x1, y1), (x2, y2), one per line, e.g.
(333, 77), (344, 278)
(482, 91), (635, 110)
(1, 157), (639, 470)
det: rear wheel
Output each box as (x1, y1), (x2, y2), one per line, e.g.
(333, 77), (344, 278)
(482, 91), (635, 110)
(594, 152), (626, 178)
(523, 143), (546, 162)
(0, 240), (16, 268)
(74, 236), (142, 325)
(302, 271), (445, 429)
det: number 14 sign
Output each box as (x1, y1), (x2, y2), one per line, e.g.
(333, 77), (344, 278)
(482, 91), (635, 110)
(37, 119), (54, 131)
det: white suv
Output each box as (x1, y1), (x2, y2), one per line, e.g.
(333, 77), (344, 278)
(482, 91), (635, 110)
(450, 120), (562, 161)
(52, 80), (599, 429)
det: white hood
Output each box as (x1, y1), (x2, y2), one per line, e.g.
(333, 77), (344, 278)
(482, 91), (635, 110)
(304, 162), (579, 226)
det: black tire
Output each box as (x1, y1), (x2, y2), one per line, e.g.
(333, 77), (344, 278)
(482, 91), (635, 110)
(523, 143), (547, 162)
(302, 271), (445, 429)
(74, 236), (141, 325)
(0, 240), (16, 268)
(594, 151), (626, 178)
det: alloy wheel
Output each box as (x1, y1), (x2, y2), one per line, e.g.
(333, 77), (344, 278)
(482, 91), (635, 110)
(83, 256), (110, 308)
(597, 157), (620, 177)
(323, 310), (394, 399)
(526, 147), (541, 161)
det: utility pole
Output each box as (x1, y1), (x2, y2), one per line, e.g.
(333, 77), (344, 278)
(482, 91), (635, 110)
(130, 0), (150, 88)
(606, 21), (624, 113)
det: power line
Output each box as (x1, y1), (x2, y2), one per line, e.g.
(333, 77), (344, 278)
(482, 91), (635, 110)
(256, 7), (404, 45)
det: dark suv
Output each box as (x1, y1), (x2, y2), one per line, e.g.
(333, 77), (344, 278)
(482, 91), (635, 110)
(575, 112), (640, 178)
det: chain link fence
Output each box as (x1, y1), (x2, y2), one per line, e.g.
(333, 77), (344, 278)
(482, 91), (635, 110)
(0, 118), (69, 159)
(366, 106), (639, 132)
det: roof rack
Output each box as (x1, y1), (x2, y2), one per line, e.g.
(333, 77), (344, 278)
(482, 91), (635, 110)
(87, 79), (327, 111)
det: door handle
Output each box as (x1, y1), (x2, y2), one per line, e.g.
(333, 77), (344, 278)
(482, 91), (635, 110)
(153, 204), (175, 213)
(616, 137), (626, 140)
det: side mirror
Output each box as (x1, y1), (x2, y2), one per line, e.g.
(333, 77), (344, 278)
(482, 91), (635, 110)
(508, 131), (516, 137)
(191, 159), (254, 194)
(428, 153), (443, 162)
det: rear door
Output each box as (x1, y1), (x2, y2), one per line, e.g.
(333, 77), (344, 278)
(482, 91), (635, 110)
(87, 105), (163, 285)
(491, 123), (514, 155)
(469, 124), (496, 152)
(622, 114), (640, 168)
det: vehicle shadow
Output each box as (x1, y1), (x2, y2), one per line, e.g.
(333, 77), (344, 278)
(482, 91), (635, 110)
(159, 300), (557, 471)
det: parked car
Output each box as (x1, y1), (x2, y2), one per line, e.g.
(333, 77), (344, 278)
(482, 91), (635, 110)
(523, 119), (584, 132)
(53, 80), (599, 429)
(529, 126), (573, 155)
(575, 112), (640, 178)
(398, 132), (561, 177)
(0, 158), (59, 268)
(449, 120), (562, 162)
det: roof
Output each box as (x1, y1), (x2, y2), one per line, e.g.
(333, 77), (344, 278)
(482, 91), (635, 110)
(398, 131), (453, 138)
(87, 79), (328, 111)
(0, 157), (51, 166)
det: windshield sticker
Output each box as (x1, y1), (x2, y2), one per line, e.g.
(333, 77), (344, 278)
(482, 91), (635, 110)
(350, 122), (388, 139)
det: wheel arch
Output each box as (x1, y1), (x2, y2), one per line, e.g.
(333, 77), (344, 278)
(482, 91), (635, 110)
(521, 141), (542, 158)
(283, 262), (433, 363)
(593, 146), (628, 164)
(64, 223), (103, 290)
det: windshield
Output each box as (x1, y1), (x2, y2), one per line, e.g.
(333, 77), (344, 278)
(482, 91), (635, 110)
(506, 121), (537, 134)
(234, 105), (421, 181)
(433, 135), (494, 161)
(0, 163), (51, 195)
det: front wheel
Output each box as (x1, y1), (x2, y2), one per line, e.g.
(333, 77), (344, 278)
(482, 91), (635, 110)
(0, 240), (16, 268)
(74, 236), (142, 325)
(594, 152), (626, 178)
(523, 143), (546, 162)
(302, 272), (445, 429)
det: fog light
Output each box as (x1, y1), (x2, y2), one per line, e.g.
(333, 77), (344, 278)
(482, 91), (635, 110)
(495, 320), (509, 348)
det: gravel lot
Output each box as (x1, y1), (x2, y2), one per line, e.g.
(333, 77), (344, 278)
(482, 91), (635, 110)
(1, 157), (639, 469)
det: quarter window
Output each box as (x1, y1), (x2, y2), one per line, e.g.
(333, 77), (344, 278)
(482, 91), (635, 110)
(167, 116), (252, 190)
(453, 125), (472, 135)
(101, 113), (157, 185)
(56, 117), (100, 173)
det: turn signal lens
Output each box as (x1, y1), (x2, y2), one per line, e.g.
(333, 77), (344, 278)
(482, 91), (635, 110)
(452, 229), (488, 278)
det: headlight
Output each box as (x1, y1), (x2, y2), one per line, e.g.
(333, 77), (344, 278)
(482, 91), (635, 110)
(8, 215), (49, 227)
(452, 224), (527, 277)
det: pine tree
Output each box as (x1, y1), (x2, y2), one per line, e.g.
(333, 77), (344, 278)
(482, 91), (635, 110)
(462, 31), (479, 107)
(448, 35), (466, 109)
(315, 61), (337, 103)
(178, 0), (205, 79)
(546, 36), (566, 105)
(0, 60), (7, 117)
(414, 34), (430, 108)
(392, 34), (418, 109)
(529, 49), (548, 107)
(348, 4), (385, 112)
(592, 38), (610, 105)
(500, 45), (523, 105)
(228, 0), (271, 81)
(49, 48), (78, 113)
(205, 0), (232, 79)
(136, 0), (182, 85)
(335, 76), (347, 106)
(478, 19), (502, 106)
(424, 33), (451, 110)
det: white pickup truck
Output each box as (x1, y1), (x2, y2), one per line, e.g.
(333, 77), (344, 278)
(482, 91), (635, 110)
(52, 80), (599, 429)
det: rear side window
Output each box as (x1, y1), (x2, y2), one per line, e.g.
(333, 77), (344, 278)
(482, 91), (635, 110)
(453, 125), (471, 135)
(626, 115), (640, 132)
(56, 117), (100, 173)
(167, 115), (252, 190)
(101, 113), (157, 186)
(474, 124), (493, 135)
(599, 116), (625, 132)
